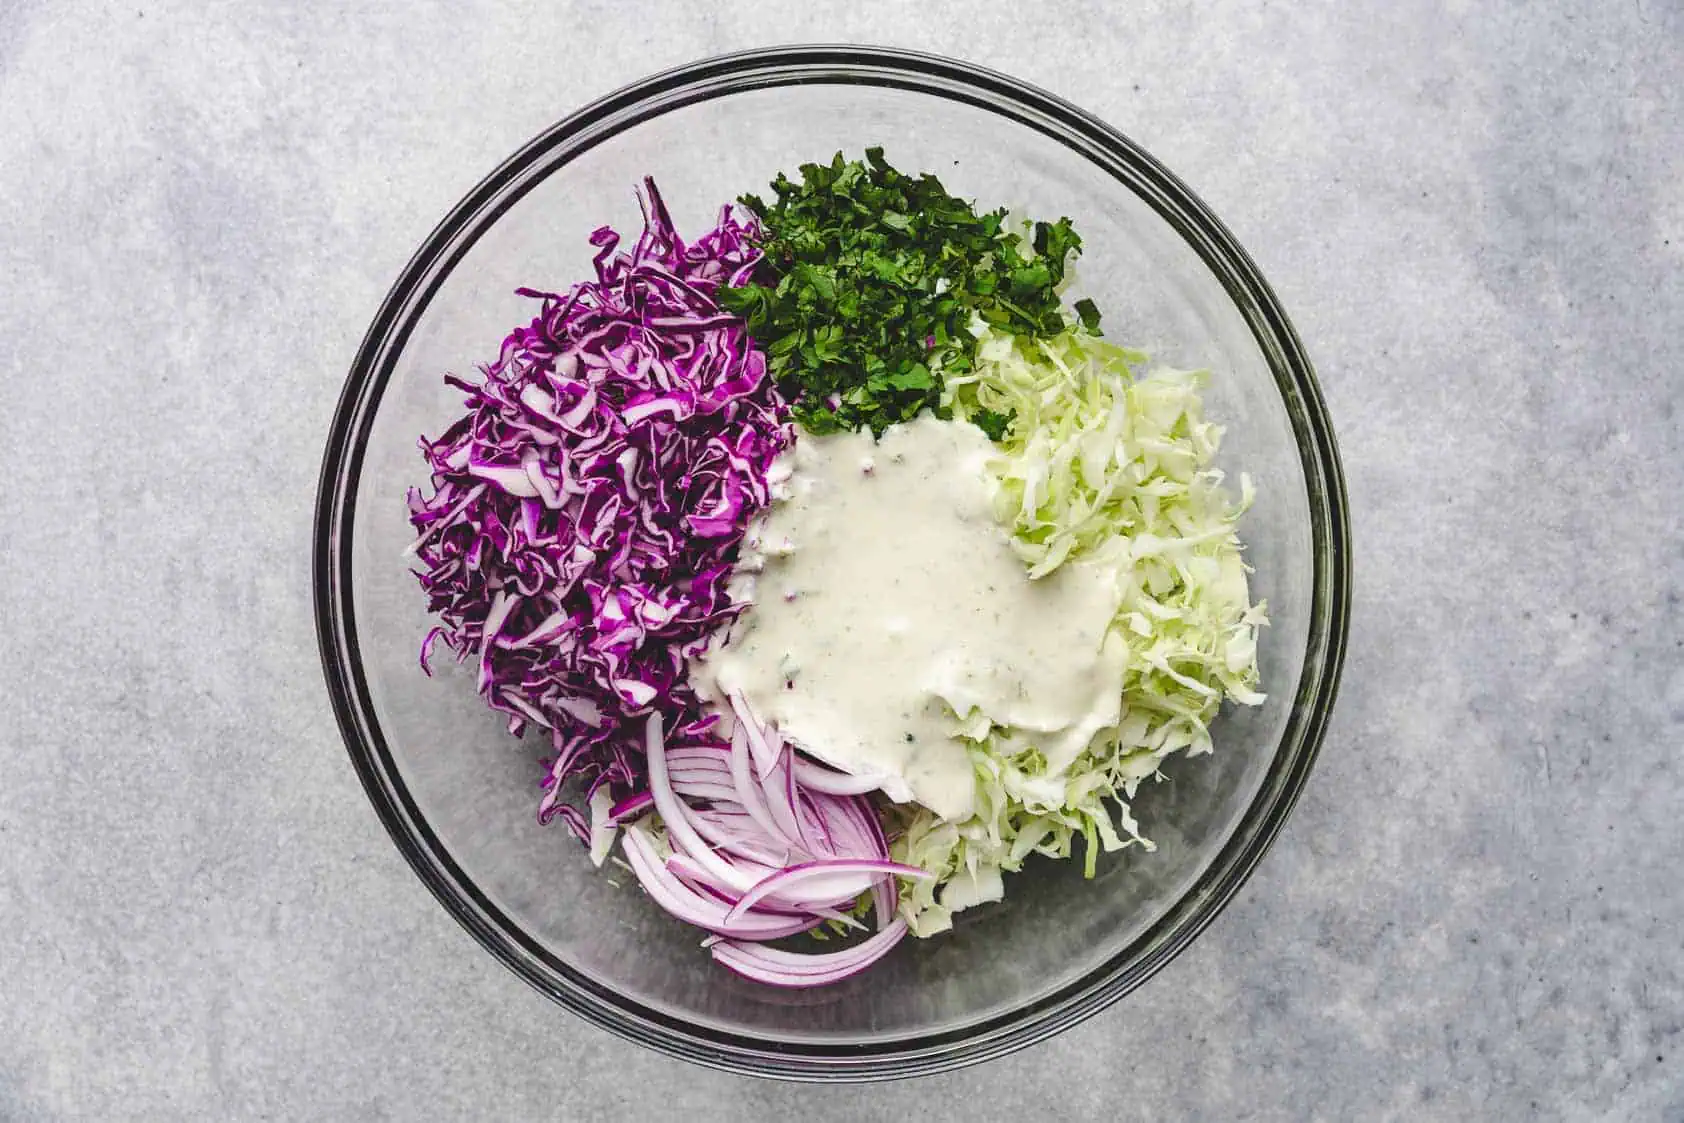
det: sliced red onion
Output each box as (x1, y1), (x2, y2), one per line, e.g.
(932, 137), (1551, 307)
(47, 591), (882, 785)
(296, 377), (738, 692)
(728, 721), (801, 852)
(668, 778), (741, 804)
(689, 805), (754, 825)
(729, 692), (779, 778)
(792, 756), (895, 796)
(798, 793), (835, 856)
(618, 710), (918, 985)
(666, 748), (731, 770)
(816, 797), (899, 929)
(723, 859), (930, 925)
(664, 854), (862, 927)
(683, 808), (791, 867)
(709, 920), (909, 987)
(758, 753), (811, 853)
(667, 850), (868, 915)
(665, 745), (733, 768)
(665, 757), (733, 783)
(835, 790), (890, 857)
(620, 827), (817, 940)
(664, 855), (800, 915)
(644, 714), (759, 894)
(868, 877), (897, 933)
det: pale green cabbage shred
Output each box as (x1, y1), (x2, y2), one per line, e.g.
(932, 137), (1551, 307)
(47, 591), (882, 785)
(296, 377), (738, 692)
(887, 319), (1268, 936)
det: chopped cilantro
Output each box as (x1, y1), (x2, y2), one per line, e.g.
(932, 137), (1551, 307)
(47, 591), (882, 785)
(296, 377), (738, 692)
(972, 408), (1014, 442)
(718, 149), (1100, 437)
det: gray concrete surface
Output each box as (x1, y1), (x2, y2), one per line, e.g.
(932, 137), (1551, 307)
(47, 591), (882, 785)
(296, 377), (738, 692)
(2, 1), (1681, 1119)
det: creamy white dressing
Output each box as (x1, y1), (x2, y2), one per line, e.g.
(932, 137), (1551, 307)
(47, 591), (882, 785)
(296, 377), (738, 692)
(697, 415), (1125, 822)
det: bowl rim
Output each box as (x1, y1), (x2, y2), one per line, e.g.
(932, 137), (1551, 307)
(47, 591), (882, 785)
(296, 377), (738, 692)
(313, 43), (1351, 1082)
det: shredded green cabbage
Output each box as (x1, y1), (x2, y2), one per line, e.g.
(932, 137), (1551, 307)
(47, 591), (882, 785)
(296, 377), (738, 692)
(888, 320), (1268, 936)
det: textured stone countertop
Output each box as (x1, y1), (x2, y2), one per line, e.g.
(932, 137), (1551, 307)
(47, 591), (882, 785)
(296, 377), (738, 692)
(2, 2), (1680, 1119)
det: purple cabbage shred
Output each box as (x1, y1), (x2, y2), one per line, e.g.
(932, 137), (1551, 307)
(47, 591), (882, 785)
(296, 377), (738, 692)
(406, 178), (787, 823)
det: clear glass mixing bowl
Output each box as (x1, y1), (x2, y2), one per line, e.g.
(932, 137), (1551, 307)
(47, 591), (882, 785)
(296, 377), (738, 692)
(314, 46), (1350, 1080)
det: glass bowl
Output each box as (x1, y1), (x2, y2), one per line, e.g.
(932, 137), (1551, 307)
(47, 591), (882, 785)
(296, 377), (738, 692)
(313, 45), (1350, 1081)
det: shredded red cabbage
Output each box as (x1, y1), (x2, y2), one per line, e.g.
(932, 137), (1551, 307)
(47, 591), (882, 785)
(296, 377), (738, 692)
(407, 179), (788, 821)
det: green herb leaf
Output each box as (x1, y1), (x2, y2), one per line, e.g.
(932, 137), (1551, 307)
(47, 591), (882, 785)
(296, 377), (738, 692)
(1074, 297), (1103, 334)
(726, 150), (1094, 436)
(972, 408), (1014, 441)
